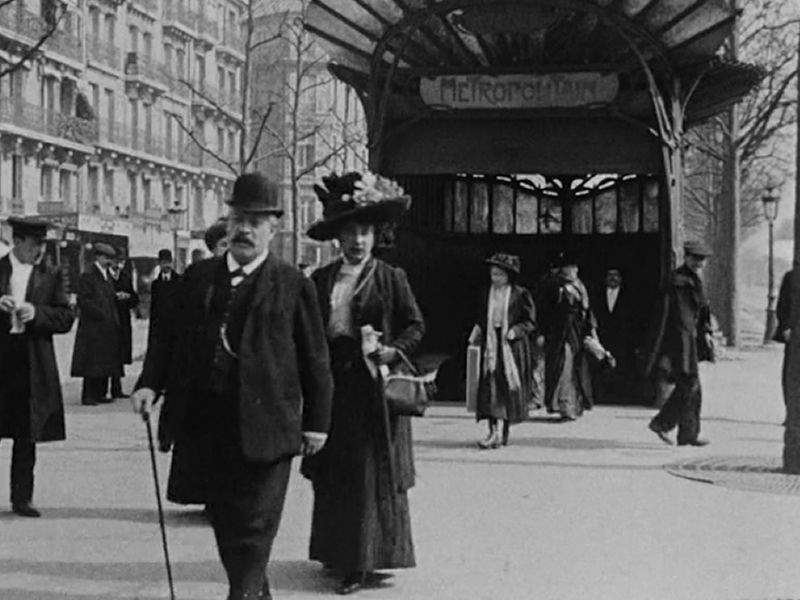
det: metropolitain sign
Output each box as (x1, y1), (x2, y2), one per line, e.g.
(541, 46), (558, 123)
(420, 72), (619, 110)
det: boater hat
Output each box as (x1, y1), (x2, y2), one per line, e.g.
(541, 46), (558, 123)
(306, 172), (411, 241)
(485, 252), (521, 275)
(226, 173), (284, 216)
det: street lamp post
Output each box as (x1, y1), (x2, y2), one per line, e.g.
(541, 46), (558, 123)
(762, 186), (780, 344)
(166, 206), (187, 272)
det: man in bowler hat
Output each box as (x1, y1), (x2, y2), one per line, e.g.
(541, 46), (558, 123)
(148, 248), (181, 341)
(133, 172), (333, 600)
(645, 241), (715, 446)
(0, 217), (74, 517)
(71, 242), (123, 405)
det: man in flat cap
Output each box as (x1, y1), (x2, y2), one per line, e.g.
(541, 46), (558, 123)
(0, 217), (74, 517)
(133, 172), (333, 600)
(644, 241), (715, 446)
(71, 242), (123, 405)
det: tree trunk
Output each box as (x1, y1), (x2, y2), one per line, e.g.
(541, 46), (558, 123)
(782, 26), (800, 473)
(291, 168), (301, 266)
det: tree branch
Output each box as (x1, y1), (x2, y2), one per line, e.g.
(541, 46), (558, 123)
(172, 115), (237, 175)
(0, 4), (65, 80)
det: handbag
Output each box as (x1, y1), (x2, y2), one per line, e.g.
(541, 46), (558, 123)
(383, 350), (435, 417)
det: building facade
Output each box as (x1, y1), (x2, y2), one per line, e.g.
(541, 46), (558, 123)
(252, 3), (368, 268)
(0, 0), (244, 272)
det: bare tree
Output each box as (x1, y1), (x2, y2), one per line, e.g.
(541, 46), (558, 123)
(683, 0), (798, 343)
(0, 0), (66, 80)
(171, 0), (286, 176)
(249, 0), (367, 265)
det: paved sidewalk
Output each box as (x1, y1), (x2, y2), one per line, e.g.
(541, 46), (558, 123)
(0, 344), (796, 600)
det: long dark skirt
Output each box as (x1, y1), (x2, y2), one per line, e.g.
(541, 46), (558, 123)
(476, 328), (532, 424)
(305, 338), (415, 574)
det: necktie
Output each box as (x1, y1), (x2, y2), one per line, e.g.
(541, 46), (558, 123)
(230, 267), (245, 287)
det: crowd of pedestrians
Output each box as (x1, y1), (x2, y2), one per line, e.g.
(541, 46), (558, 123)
(0, 169), (719, 599)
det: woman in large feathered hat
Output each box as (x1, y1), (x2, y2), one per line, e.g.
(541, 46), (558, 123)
(301, 171), (424, 594)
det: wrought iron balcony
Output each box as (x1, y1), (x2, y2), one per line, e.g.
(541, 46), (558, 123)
(0, 96), (98, 145)
(125, 52), (170, 91)
(0, 197), (25, 216)
(0, 4), (83, 63)
(196, 12), (217, 41)
(131, 0), (158, 16)
(98, 118), (132, 147)
(219, 25), (245, 58)
(163, 2), (197, 34)
(88, 34), (120, 70)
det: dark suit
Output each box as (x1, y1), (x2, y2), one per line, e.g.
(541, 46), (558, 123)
(137, 254), (332, 600)
(148, 270), (180, 341)
(593, 285), (637, 402)
(645, 265), (713, 444)
(775, 270), (794, 406)
(110, 267), (139, 397)
(0, 254), (74, 506)
(70, 264), (122, 403)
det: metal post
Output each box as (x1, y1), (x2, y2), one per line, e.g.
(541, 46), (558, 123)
(764, 219), (777, 343)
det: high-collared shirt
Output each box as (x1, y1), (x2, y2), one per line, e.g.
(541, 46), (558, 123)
(9, 250), (34, 335)
(328, 256), (369, 338)
(226, 249), (269, 287)
(606, 287), (620, 312)
(9, 250), (33, 307)
(95, 261), (109, 281)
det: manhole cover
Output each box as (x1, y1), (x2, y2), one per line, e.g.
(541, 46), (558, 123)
(664, 455), (800, 496)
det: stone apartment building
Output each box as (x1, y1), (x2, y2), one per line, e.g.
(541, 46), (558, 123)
(0, 0), (243, 277)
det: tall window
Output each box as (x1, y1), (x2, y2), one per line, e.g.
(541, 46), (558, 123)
(163, 181), (173, 210)
(89, 7), (100, 37)
(129, 98), (138, 146)
(128, 172), (138, 213)
(143, 32), (153, 58)
(90, 83), (99, 112)
(196, 54), (205, 85)
(104, 168), (114, 203)
(88, 166), (99, 207)
(58, 170), (71, 203)
(128, 26), (138, 52)
(105, 15), (115, 42)
(143, 177), (152, 210)
(176, 48), (185, 80)
(40, 166), (55, 201)
(11, 156), (22, 199)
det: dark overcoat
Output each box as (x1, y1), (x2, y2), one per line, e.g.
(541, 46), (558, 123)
(592, 285), (637, 376)
(0, 255), (74, 441)
(644, 264), (713, 378)
(113, 269), (139, 364)
(138, 254), (333, 467)
(775, 270), (793, 343)
(542, 276), (596, 412)
(302, 257), (425, 573)
(473, 284), (537, 423)
(70, 265), (122, 378)
(148, 272), (181, 337)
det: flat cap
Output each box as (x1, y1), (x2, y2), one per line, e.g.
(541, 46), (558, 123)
(7, 216), (51, 239)
(684, 241), (713, 258)
(94, 242), (117, 258)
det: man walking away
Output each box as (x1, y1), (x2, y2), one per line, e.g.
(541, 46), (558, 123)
(133, 172), (333, 600)
(645, 241), (715, 446)
(0, 216), (74, 517)
(71, 243), (123, 406)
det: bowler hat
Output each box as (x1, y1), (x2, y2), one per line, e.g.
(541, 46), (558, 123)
(684, 241), (712, 258)
(157, 248), (173, 262)
(226, 173), (284, 216)
(555, 250), (579, 268)
(485, 252), (521, 275)
(306, 172), (410, 242)
(7, 216), (50, 240)
(94, 242), (117, 258)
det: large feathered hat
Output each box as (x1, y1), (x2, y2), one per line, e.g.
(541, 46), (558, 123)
(306, 171), (411, 241)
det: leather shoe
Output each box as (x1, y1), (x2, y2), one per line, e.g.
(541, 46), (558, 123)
(648, 421), (674, 445)
(97, 397), (115, 404)
(81, 399), (98, 406)
(477, 431), (501, 450)
(679, 438), (710, 447)
(12, 503), (41, 518)
(337, 574), (363, 595)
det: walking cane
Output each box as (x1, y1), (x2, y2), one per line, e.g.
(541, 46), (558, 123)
(143, 409), (177, 600)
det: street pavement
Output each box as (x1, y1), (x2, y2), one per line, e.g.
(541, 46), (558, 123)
(0, 326), (796, 600)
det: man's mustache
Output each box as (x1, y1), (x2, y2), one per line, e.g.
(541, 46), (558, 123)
(232, 235), (254, 246)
